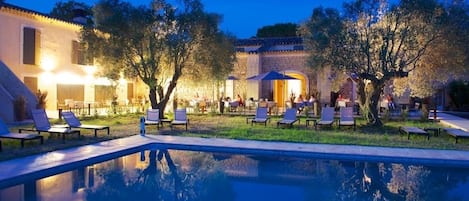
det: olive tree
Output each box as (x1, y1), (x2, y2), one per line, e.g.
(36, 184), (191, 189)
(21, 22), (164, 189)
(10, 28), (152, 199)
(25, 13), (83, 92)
(81, 0), (234, 115)
(302, 0), (446, 126)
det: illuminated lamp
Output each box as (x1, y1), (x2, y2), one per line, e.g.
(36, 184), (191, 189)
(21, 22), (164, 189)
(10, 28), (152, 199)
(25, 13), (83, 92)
(40, 55), (56, 71)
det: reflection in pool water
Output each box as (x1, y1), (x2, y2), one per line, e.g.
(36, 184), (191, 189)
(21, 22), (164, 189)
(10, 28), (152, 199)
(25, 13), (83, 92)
(1, 148), (468, 201)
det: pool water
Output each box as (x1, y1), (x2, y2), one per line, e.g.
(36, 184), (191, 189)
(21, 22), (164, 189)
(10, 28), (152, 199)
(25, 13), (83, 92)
(1, 148), (468, 201)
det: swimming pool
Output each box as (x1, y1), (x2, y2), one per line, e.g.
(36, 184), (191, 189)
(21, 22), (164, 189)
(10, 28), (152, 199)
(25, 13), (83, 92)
(1, 145), (469, 201)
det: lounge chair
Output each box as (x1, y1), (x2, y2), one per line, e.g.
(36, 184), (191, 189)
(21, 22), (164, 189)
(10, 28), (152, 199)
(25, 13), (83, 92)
(277, 108), (299, 128)
(144, 109), (162, 130)
(314, 107), (335, 130)
(62, 111), (110, 137)
(338, 107), (356, 130)
(29, 109), (80, 141)
(0, 118), (43, 150)
(171, 109), (189, 130)
(399, 126), (430, 140)
(251, 107), (270, 127)
(443, 128), (469, 143)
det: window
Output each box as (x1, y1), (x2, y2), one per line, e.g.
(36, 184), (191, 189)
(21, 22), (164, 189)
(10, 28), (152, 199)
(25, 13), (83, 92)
(23, 27), (40, 65)
(24, 76), (38, 94)
(57, 84), (84, 105)
(72, 40), (92, 65)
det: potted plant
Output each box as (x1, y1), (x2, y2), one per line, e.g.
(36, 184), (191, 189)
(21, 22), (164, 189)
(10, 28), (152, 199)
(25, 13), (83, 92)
(36, 90), (48, 109)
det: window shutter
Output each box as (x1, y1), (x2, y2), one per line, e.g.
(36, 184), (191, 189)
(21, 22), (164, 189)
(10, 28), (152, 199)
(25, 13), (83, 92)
(34, 29), (41, 65)
(23, 27), (35, 64)
(72, 40), (79, 64)
(23, 27), (40, 65)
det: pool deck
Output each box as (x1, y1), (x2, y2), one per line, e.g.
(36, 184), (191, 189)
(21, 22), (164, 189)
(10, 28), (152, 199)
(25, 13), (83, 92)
(0, 112), (468, 188)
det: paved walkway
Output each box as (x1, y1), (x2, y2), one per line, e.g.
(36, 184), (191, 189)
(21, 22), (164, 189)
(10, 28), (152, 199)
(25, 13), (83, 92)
(435, 111), (469, 131)
(0, 111), (468, 188)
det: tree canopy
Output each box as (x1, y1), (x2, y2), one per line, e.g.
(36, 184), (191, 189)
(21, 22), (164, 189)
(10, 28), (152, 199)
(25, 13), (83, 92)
(301, 0), (468, 126)
(80, 0), (235, 114)
(256, 23), (299, 38)
(50, 0), (93, 25)
(392, 1), (469, 98)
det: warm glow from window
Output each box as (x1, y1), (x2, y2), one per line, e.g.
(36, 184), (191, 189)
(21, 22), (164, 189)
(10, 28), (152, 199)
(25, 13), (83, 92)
(93, 77), (113, 86)
(39, 71), (54, 81)
(287, 80), (301, 96)
(118, 72), (127, 85)
(84, 65), (97, 75)
(41, 55), (56, 71)
(55, 72), (83, 84)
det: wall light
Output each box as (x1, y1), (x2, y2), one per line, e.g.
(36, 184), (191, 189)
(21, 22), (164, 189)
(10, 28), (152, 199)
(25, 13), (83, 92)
(41, 55), (56, 72)
(84, 65), (97, 75)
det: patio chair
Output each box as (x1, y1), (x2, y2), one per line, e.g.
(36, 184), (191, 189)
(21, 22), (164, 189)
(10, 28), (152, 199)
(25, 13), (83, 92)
(338, 107), (356, 130)
(144, 109), (162, 130)
(29, 109), (80, 141)
(171, 108), (189, 131)
(277, 108), (299, 128)
(62, 111), (110, 137)
(314, 107), (335, 130)
(251, 107), (270, 127)
(0, 118), (43, 150)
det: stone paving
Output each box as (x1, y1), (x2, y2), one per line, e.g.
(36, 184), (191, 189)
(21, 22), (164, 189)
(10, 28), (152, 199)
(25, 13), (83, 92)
(0, 111), (468, 188)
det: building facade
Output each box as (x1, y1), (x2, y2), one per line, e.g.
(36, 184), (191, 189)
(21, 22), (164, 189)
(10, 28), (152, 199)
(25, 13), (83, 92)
(232, 37), (332, 108)
(0, 3), (135, 121)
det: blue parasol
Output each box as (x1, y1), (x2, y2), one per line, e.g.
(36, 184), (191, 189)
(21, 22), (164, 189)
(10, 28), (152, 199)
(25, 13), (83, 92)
(247, 71), (297, 80)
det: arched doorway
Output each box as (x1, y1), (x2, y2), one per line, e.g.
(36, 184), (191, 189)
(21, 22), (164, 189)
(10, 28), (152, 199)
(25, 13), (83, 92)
(273, 72), (307, 108)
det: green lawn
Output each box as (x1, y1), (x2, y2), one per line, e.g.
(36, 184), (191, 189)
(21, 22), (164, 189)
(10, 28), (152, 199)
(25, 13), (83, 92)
(1, 113), (467, 162)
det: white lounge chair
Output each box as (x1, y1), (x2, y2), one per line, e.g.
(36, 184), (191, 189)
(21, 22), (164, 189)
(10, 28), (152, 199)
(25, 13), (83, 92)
(144, 109), (162, 130)
(171, 109), (189, 130)
(444, 128), (469, 143)
(29, 109), (80, 141)
(0, 118), (43, 150)
(315, 107), (335, 130)
(251, 107), (270, 126)
(277, 108), (299, 128)
(399, 126), (430, 140)
(62, 111), (110, 137)
(338, 107), (356, 130)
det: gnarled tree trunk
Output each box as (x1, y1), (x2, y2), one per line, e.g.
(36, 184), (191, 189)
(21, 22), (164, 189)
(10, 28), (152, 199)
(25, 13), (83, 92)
(358, 79), (385, 127)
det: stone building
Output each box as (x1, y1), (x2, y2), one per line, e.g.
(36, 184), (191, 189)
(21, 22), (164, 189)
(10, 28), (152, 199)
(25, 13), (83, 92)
(231, 37), (332, 109)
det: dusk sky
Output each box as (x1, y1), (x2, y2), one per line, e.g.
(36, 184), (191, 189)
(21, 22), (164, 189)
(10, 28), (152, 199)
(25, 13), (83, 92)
(5, 0), (352, 38)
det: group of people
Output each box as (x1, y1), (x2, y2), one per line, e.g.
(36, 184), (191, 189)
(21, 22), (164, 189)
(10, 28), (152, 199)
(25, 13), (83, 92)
(223, 94), (244, 107)
(293, 94), (316, 113)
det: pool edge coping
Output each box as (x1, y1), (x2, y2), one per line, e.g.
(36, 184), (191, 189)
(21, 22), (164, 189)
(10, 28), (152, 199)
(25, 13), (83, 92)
(1, 134), (469, 188)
